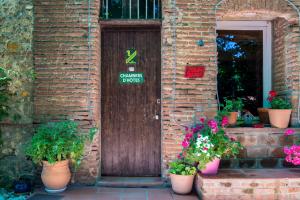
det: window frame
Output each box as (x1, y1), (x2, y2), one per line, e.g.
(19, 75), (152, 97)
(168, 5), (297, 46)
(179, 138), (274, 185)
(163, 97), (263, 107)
(216, 21), (272, 107)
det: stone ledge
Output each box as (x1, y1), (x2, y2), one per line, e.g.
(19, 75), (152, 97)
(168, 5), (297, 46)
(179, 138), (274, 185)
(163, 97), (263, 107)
(225, 127), (300, 134)
(195, 169), (300, 200)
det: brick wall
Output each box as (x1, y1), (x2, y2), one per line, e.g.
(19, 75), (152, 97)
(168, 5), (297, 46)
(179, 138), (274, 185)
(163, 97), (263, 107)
(33, 0), (300, 182)
(33, 0), (101, 184)
(273, 17), (288, 94)
(161, 0), (300, 176)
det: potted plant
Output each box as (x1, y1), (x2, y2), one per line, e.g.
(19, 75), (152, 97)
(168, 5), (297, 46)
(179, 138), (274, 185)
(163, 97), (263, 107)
(221, 98), (244, 125)
(182, 117), (243, 175)
(26, 120), (96, 193)
(267, 90), (292, 128)
(168, 160), (196, 194)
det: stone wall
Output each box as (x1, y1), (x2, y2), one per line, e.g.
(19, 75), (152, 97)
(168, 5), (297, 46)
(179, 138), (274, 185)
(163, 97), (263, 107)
(0, 0), (34, 188)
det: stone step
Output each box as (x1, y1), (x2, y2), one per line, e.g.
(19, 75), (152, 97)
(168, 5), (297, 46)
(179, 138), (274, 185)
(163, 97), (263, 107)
(195, 169), (300, 200)
(96, 177), (169, 188)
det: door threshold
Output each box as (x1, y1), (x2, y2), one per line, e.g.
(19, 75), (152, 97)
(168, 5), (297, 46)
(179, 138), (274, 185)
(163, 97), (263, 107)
(96, 177), (169, 188)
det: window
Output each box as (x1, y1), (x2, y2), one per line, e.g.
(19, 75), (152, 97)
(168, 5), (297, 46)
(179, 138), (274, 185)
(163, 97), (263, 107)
(101, 0), (161, 19)
(216, 21), (272, 115)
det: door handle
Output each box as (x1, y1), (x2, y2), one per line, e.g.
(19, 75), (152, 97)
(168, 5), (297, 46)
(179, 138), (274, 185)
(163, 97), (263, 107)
(155, 115), (160, 120)
(157, 99), (161, 104)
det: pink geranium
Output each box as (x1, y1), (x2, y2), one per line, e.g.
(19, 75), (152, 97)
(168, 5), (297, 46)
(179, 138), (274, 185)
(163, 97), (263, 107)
(182, 139), (190, 148)
(208, 119), (218, 133)
(185, 133), (193, 140)
(200, 117), (205, 123)
(284, 145), (300, 166)
(221, 116), (229, 127)
(284, 129), (295, 136)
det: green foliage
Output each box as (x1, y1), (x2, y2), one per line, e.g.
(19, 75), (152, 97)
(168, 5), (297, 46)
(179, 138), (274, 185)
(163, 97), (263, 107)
(270, 97), (292, 109)
(0, 67), (11, 121)
(168, 160), (196, 176)
(222, 98), (244, 112)
(26, 120), (97, 168)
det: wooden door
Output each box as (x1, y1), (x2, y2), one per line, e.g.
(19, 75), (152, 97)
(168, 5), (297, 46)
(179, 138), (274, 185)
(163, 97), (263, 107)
(101, 26), (161, 176)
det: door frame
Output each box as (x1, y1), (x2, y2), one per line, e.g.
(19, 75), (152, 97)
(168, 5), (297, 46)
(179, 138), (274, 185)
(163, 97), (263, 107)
(99, 21), (162, 176)
(216, 21), (272, 107)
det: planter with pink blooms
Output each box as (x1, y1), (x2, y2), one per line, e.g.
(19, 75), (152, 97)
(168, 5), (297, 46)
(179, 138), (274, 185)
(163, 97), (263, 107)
(267, 91), (292, 128)
(176, 117), (243, 176)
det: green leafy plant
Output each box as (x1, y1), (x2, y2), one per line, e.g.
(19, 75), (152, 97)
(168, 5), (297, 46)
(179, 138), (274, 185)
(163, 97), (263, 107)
(26, 120), (97, 168)
(168, 160), (196, 176)
(177, 117), (243, 170)
(221, 98), (244, 113)
(0, 67), (11, 121)
(0, 67), (12, 146)
(268, 91), (292, 109)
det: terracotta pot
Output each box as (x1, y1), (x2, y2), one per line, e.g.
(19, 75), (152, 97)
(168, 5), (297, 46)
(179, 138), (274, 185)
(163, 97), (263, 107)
(268, 109), (292, 128)
(201, 158), (220, 175)
(228, 112), (238, 125)
(170, 173), (195, 194)
(41, 160), (71, 193)
(257, 108), (269, 124)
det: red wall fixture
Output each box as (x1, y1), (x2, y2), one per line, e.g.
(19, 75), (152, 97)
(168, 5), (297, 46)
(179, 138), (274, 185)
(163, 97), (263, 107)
(184, 66), (205, 78)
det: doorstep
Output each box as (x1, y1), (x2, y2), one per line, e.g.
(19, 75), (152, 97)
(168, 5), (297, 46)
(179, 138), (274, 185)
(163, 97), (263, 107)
(195, 168), (300, 200)
(96, 177), (169, 188)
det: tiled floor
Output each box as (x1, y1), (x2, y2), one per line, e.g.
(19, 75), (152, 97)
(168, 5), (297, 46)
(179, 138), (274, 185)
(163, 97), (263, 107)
(29, 186), (199, 200)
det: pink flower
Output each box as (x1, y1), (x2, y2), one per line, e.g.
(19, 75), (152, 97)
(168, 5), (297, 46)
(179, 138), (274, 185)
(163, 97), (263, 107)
(185, 133), (193, 140)
(184, 126), (189, 131)
(177, 154), (182, 159)
(203, 147), (208, 151)
(230, 135), (237, 141)
(284, 129), (295, 136)
(284, 145), (300, 166)
(182, 139), (190, 148)
(200, 118), (205, 123)
(211, 127), (218, 134)
(221, 116), (229, 127)
(208, 119), (218, 129)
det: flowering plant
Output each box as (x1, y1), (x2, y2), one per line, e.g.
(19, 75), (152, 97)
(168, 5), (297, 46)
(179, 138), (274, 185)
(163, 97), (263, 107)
(283, 129), (300, 165)
(178, 117), (243, 170)
(267, 90), (292, 109)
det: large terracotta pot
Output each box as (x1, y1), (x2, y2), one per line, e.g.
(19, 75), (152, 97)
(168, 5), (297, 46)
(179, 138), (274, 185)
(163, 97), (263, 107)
(257, 108), (269, 124)
(201, 158), (220, 175)
(268, 109), (292, 128)
(42, 160), (71, 193)
(228, 112), (238, 126)
(170, 173), (195, 194)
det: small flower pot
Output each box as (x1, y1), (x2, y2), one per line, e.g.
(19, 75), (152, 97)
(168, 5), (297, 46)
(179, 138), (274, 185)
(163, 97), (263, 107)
(201, 158), (220, 175)
(257, 108), (269, 124)
(170, 173), (195, 194)
(228, 112), (238, 126)
(41, 160), (71, 193)
(268, 109), (292, 128)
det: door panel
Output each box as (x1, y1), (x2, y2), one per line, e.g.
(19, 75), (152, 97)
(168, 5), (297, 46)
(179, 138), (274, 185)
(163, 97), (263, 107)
(101, 27), (161, 176)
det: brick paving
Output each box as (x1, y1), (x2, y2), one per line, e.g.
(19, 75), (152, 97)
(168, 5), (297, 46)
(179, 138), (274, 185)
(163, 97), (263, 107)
(29, 186), (199, 200)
